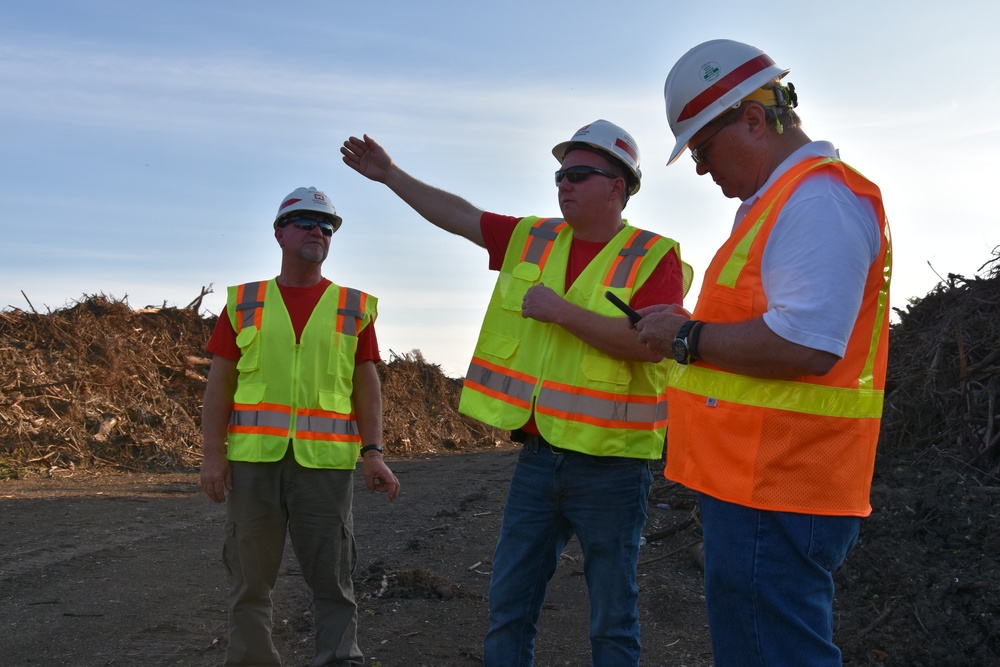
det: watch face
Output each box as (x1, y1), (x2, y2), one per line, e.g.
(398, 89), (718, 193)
(671, 339), (688, 364)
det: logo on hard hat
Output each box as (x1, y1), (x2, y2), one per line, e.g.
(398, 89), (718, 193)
(313, 193), (327, 203)
(700, 62), (721, 82)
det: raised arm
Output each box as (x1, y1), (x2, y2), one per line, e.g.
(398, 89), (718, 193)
(341, 134), (485, 247)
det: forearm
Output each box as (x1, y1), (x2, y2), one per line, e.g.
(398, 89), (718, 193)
(201, 357), (237, 458)
(557, 304), (663, 363)
(352, 361), (383, 446)
(382, 166), (485, 247)
(696, 318), (839, 379)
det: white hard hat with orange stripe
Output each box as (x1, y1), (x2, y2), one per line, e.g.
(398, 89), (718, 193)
(552, 119), (642, 195)
(273, 186), (343, 232)
(664, 39), (790, 165)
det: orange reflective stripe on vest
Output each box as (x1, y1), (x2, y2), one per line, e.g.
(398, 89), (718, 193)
(464, 357), (537, 410)
(234, 281), (267, 332)
(535, 379), (668, 430)
(520, 218), (568, 267)
(337, 288), (366, 337)
(295, 407), (360, 442)
(229, 401), (292, 437)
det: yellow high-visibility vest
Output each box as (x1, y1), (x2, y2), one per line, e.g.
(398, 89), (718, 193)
(461, 217), (692, 459)
(225, 279), (377, 469)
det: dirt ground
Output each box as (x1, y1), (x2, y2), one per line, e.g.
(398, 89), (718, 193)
(3, 260), (1000, 666)
(6, 448), (999, 667)
(0, 449), (715, 667)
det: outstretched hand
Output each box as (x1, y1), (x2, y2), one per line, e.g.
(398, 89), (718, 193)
(341, 134), (392, 182)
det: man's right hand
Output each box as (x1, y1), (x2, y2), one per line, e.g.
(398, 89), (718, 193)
(341, 135), (392, 183)
(200, 454), (232, 503)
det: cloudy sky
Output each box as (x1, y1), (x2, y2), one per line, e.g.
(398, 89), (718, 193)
(2, 1), (997, 377)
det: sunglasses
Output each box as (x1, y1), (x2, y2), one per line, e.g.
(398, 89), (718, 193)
(280, 217), (335, 236)
(690, 119), (734, 165)
(554, 165), (619, 186)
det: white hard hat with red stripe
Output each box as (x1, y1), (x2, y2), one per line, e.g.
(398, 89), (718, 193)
(552, 119), (642, 195)
(664, 39), (790, 165)
(273, 186), (343, 232)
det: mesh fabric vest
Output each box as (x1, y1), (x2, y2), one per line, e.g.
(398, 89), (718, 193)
(665, 158), (891, 516)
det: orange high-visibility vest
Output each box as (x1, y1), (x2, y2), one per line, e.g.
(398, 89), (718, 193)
(665, 157), (891, 516)
(461, 217), (692, 459)
(225, 279), (377, 469)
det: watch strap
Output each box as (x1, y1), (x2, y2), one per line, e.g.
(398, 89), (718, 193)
(360, 444), (384, 457)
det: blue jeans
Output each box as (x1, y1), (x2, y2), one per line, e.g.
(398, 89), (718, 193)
(483, 441), (652, 667)
(698, 493), (861, 667)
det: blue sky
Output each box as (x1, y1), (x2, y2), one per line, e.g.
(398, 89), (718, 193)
(2, 2), (997, 377)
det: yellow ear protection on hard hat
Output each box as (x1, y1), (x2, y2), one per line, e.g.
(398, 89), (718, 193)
(740, 83), (798, 133)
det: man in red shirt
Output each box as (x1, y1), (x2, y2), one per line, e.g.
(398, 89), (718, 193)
(342, 123), (690, 666)
(200, 186), (399, 666)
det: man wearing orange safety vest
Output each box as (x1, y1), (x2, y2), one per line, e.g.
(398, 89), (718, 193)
(200, 186), (400, 666)
(341, 121), (691, 666)
(634, 40), (892, 666)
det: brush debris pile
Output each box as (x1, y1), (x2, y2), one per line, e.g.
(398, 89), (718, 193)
(0, 295), (504, 476)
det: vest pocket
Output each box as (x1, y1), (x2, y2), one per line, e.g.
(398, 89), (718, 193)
(501, 262), (541, 312)
(580, 354), (631, 389)
(233, 382), (266, 404)
(318, 389), (352, 415)
(235, 325), (261, 371)
(478, 331), (519, 363)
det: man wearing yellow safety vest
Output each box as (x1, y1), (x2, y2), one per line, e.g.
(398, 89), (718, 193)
(200, 186), (400, 667)
(634, 40), (892, 666)
(341, 121), (691, 666)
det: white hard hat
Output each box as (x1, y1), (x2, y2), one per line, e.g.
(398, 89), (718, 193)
(664, 39), (789, 165)
(273, 186), (343, 232)
(552, 119), (642, 195)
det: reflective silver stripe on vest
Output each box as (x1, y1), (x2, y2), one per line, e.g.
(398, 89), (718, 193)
(297, 413), (359, 437)
(466, 359), (536, 406)
(607, 230), (657, 289)
(338, 288), (364, 336)
(536, 384), (667, 427)
(522, 218), (565, 265)
(229, 405), (291, 432)
(235, 281), (266, 331)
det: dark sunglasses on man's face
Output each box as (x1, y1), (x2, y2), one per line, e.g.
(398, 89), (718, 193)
(280, 217), (335, 236)
(554, 165), (619, 186)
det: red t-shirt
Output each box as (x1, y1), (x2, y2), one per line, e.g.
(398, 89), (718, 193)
(206, 278), (381, 364)
(481, 212), (685, 308)
(480, 213), (685, 434)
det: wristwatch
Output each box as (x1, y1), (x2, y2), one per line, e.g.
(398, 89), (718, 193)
(360, 444), (384, 457)
(671, 320), (704, 365)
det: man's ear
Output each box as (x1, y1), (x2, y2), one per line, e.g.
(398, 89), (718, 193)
(275, 227), (284, 247)
(744, 103), (768, 138)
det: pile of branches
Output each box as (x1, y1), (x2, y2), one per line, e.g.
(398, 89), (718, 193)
(0, 294), (505, 477)
(879, 249), (1000, 475)
(0, 295), (214, 473)
(378, 349), (506, 456)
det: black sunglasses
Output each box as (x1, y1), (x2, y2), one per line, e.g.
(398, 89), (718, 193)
(691, 116), (737, 165)
(555, 165), (619, 186)
(279, 216), (335, 236)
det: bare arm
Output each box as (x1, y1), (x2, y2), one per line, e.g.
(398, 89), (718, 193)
(521, 284), (662, 362)
(353, 360), (400, 501)
(341, 134), (485, 247)
(635, 311), (839, 379)
(200, 356), (238, 502)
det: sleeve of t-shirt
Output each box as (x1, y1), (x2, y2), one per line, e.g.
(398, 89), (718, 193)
(761, 174), (881, 357)
(481, 212), (521, 270)
(205, 305), (382, 365)
(631, 247), (685, 310)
